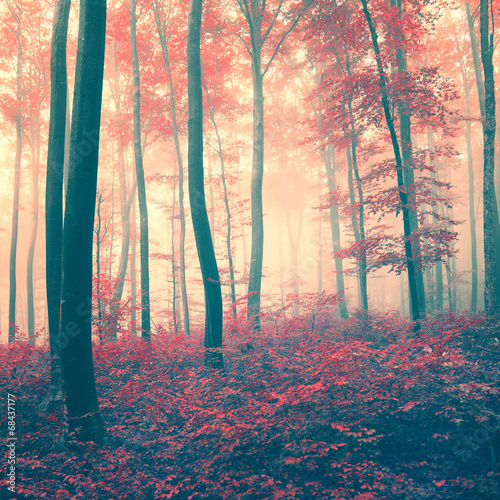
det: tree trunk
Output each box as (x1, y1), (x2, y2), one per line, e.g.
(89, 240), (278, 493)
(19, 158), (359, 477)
(60, 0), (106, 444)
(458, 44), (478, 311)
(325, 146), (349, 319)
(361, 0), (420, 329)
(129, 0), (151, 338)
(187, 0), (223, 363)
(153, 8), (190, 334)
(203, 77), (238, 319)
(392, 0), (426, 318)
(171, 175), (179, 333)
(317, 215), (323, 294)
(45, 0), (70, 396)
(479, 0), (499, 316)
(8, 7), (22, 343)
(427, 130), (443, 311)
(130, 198), (138, 336)
(107, 44), (136, 338)
(466, 3), (486, 118)
(27, 110), (41, 344)
(286, 207), (302, 318)
(247, 50), (265, 330)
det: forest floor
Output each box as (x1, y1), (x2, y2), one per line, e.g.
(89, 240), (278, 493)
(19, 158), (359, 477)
(0, 311), (499, 499)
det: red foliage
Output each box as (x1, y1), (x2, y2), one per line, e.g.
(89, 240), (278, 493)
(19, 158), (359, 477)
(0, 313), (499, 499)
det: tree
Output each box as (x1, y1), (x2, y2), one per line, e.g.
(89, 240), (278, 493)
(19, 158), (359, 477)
(187, 0), (223, 363)
(129, 0), (151, 339)
(390, 0), (426, 318)
(236, 0), (313, 330)
(153, 0), (191, 334)
(45, 0), (71, 397)
(60, 0), (106, 444)
(479, 0), (499, 316)
(6, 0), (23, 343)
(360, 0), (420, 328)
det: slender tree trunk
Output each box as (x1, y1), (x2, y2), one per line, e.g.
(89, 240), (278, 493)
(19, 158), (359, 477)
(427, 130), (443, 311)
(108, 47), (137, 338)
(466, 3), (486, 118)
(203, 82), (237, 319)
(207, 153), (215, 244)
(130, 198), (138, 336)
(27, 111), (41, 344)
(325, 146), (349, 319)
(361, 0), (420, 329)
(247, 49), (265, 329)
(153, 9), (190, 334)
(458, 49), (478, 311)
(392, 0), (426, 318)
(188, 0), (223, 363)
(171, 174), (179, 333)
(8, 8), (22, 343)
(60, 0), (106, 444)
(479, 0), (499, 316)
(129, 0), (151, 338)
(237, 175), (249, 273)
(317, 215), (323, 294)
(286, 208), (302, 318)
(45, 0), (70, 396)
(95, 195), (103, 341)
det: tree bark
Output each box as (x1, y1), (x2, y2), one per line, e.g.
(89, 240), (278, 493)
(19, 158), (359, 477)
(8, 2), (23, 343)
(60, 0), (106, 444)
(45, 0), (70, 395)
(27, 109), (41, 344)
(361, 0), (420, 329)
(479, 0), (499, 316)
(130, 197), (138, 336)
(464, 66), (478, 311)
(129, 0), (151, 338)
(392, 0), (426, 318)
(187, 0), (223, 361)
(326, 147), (349, 320)
(153, 5), (190, 334)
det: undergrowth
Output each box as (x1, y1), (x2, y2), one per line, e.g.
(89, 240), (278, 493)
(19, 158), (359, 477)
(0, 311), (498, 499)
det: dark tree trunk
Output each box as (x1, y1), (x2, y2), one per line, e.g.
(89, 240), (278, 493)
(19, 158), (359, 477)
(361, 0), (420, 329)
(129, 0), (151, 338)
(187, 0), (223, 362)
(60, 0), (106, 444)
(8, 5), (22, 343)
(479, 0), (499, 316)
(392, 0), (426, 318)
(45, 0), (70, 395)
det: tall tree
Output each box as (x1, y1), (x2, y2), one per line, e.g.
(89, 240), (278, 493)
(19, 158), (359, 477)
(187, 0), (223, 361)
(153, 0), (190, 334)
(45, 0), (71, 396)
(236, 0), (312, 329)
(360, 0), (420, 328)
(390, 0), (426, 317)
(479, 0), (500, 316)
(7, 0), (23, 343)
(129, 0), (151, 338)
(60, 0), (106, 444)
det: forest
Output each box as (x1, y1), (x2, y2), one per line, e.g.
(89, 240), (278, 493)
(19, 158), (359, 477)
(0, 0), (499, 498)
